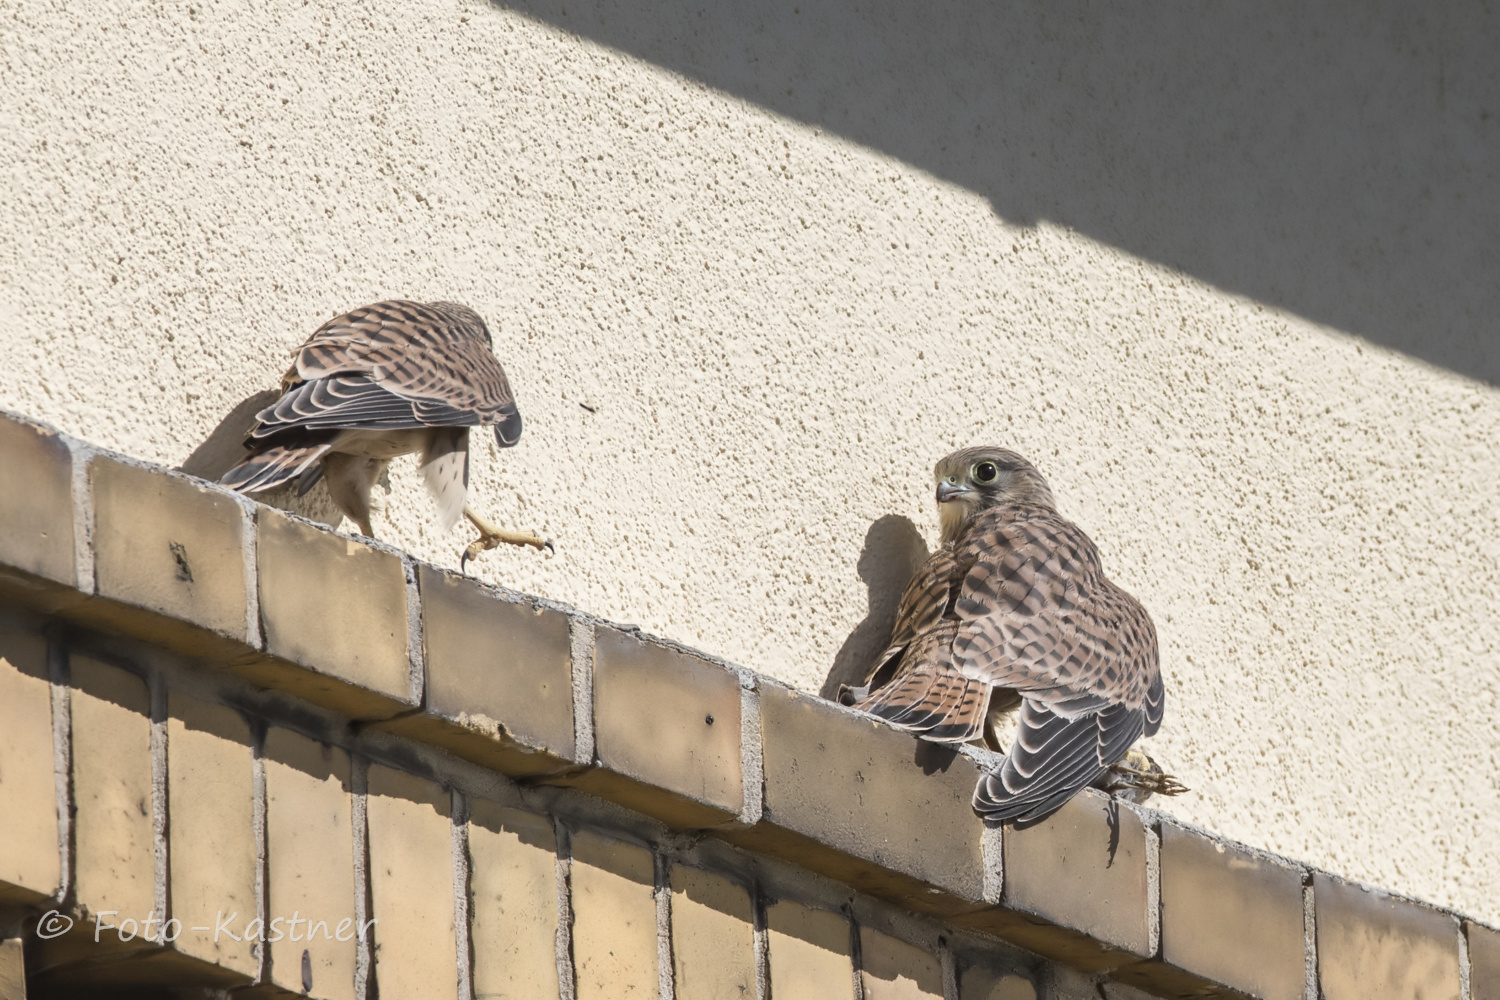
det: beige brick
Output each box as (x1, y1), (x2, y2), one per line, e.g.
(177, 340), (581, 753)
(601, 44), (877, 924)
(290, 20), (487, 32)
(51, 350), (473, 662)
(959, 963), (1038, 1000)
(468, 801), (559, 1000)
(859, 926), (942, 999)
(0, 626), (59, 903)
(71, 656), (153, 927)
(264, 728), (356, 1000)
(1470, 921), (1500, 1000)
(766, 900), (853, 1000)
(365, 766), (456, 1000)
(569, 829), (657, 999)
(0, 937), (24, 1000)
(740, 684), (983, 909)
(91, 457), (250, 643)
(403, 565), (574, 772)
(0, 413), (75, 588)
(166, 692), (257, 979)
(586, 628), (743, 827)
(980, 788), (1150, 967)
(255, 508), (412, 717)
(670, 865), (755, 999)
(1151, 824), (1306, 1000)
(1314, 874), (1459, 1000)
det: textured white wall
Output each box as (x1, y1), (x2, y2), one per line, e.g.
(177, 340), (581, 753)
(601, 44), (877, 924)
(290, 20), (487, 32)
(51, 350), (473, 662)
(3, 0), (1498, 923)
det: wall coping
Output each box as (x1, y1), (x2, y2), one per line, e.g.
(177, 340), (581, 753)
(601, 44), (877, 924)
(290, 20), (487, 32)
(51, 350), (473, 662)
(1, 406), (1494, 1000)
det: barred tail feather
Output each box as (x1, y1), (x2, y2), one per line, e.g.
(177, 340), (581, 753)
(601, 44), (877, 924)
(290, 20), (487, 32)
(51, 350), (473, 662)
(418, 427), (470, 532)
(973, 771), (1104, 827)
(220, 443), (331, 494)
(972, 700), (1145, 826)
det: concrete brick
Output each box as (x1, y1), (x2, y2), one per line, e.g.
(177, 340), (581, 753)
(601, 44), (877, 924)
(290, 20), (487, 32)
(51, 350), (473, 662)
(766, 900), (853, 1000)
(0, 937), (24, 1000)
(1469, 921), (1500, 1000)
(0, 413), (75, 588)
(0, 626), (59, 903)
(569, 829), (657, 999)
(365, 766), (456, 1000)
(166, 692), (257, 979)
(1154, 824), (1306, 1000)
(71, 656), (153, 927)
(959, 962), (1038, 1000)
(91, 457), (250, 643)
(670, 864), (755, 999)
(581, 627), (743, 828)
(737, 684), (983, 910)
(964, 789), (1150, 969)
(264, 728), (356, 1000)
(468, 801), (559, 1000)
(255, 508), (412, 717)
(1314, 873), (1459, 1000)
(394, 566), (573, 774)
(859, 926), (942, 999)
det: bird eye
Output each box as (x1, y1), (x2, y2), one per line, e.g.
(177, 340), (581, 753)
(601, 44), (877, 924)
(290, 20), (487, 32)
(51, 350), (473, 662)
(973, 461), (999, 484)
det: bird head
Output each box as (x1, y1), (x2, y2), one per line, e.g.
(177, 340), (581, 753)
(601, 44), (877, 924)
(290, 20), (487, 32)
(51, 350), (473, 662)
(933, 446), (1056, 544)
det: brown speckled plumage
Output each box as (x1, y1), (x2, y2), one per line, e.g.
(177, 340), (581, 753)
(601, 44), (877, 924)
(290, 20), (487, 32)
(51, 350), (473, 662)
(855, 447), (1165, 825)
(220, 300), (530, 550)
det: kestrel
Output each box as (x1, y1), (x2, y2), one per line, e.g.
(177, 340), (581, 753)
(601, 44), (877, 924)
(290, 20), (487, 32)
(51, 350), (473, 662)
(219, 300), (549, 565)
(850, 447), (1176, 825)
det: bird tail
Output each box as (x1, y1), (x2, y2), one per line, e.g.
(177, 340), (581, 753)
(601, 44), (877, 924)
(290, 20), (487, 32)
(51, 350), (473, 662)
(972, 701), (1144, 827)
(418, 427), (470, 532)
(853, 661), (993, 744)
(973, 770), (1098, 827)
(220, 443), (331, 494)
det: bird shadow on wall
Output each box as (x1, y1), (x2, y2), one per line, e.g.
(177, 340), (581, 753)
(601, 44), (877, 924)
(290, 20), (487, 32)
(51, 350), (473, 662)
(179, 389), (279, 482)
(820, 514), (930, 702)
(179, 389), (344, 527)
(493, 0), (1500, 386)
(823, 515), (965, 779)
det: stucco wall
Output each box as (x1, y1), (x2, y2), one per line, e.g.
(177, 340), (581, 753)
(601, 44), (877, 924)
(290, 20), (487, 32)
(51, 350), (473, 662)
(3, 0), (1497, 927)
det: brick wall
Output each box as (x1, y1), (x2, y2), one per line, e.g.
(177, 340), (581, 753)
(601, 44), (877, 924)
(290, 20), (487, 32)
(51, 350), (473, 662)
(0, 406), (1495, 1000)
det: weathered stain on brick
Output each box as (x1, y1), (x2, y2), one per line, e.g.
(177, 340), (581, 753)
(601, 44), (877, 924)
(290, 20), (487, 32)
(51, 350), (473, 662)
(1315, 873), (1460, 1000)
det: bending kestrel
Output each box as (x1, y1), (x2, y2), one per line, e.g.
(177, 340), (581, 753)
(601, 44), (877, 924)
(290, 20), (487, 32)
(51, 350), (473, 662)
(851, 447), (1173, 825)
(219, 299), (548, 565)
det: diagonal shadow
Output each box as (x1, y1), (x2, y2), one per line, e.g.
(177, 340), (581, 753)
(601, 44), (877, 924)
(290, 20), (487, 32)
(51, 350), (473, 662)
(498, 0), (1500, 385)
(178, 388), (344, 527)
(822, 514), (929, 701)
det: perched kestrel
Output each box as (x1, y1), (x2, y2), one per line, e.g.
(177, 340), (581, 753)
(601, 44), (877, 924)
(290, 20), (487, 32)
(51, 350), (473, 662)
(220, 300), (548, 564)
(850, 447), (1175, 825)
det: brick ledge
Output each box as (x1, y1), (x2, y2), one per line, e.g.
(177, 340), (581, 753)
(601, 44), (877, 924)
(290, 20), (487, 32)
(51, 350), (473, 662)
(1, 407), (1494, 1000)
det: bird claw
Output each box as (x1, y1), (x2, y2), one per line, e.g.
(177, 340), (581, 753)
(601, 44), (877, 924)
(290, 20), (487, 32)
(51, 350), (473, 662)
(459, 529), (553, 572)
(1095, 752), (1189, 803)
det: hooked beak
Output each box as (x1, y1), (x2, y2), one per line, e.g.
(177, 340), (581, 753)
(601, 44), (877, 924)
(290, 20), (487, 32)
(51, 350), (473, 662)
(936, 481), (973, 504)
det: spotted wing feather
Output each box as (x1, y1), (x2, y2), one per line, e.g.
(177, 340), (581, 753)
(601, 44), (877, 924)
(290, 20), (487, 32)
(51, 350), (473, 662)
(948, 507), (1159, 712)
(858, 546), (972, 690)
(287, 300), (520, 439)
(218, 442), (331, 493)
(854, 622), (993, 743)
(222, 299), (522, 499)
(859, 504), (1161, 825)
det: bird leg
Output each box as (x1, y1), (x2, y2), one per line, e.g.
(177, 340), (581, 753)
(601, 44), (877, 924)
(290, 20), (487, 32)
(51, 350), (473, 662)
(461, 506), (552, 569)
(1093, 749), (1189, 804)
